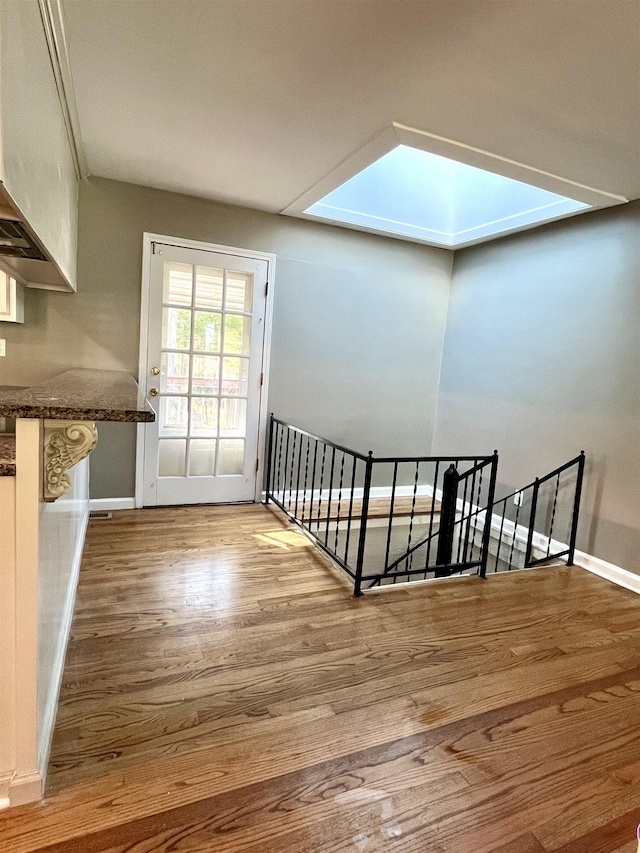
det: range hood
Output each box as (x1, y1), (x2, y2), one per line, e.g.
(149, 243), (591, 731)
(0, 183), (73, 291)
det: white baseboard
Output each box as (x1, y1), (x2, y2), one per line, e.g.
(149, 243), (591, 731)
(37, 501), (89, 782)
(573, 550), (640, 594)
(89, 497), (136, 511)
(7, 770), (43, 807)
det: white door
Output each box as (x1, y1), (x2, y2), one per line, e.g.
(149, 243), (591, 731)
(141, 241), (269, 505)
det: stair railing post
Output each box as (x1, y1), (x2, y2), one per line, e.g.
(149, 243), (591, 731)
(354, 451), (373, 596)
(479, 450), (499, 579)
(264, 413), (274, 504)
(435, 463), (459, 575)
(567, 451), (585, 566)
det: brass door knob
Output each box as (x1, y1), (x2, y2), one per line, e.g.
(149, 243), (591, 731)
(149, 388), (159, 397)
(151, 366), (160, 376)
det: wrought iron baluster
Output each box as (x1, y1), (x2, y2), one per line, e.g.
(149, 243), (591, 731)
(524, 478), (539, 567)
(384, 462), (399, 576)
(315, 443), (326, 533)
(300, 436), (311, 526)
(547, 473), (561, 558)
(456, 469), (470, 564)
(470, 467), (483, 563)
(508, 498), (521, 570)
(294, 433), (304, 518)
(354, 451), (373, 596)
(275, 421), (283, 502)
(424, 461), (440, 577)
(479, 451), (499, 578)
(405, 461), (420, 576)
(307, 439), (318, 531)
(287, 432), (297, 512)
(283, 427), (291, 507)
(462, 462), (478, 565)
(334, 452), (346, 554)
(344, 455), (357, 565)
(325, 447), (336, 547)
(567, 452), (585, 566)
(495, 500), (507, 573)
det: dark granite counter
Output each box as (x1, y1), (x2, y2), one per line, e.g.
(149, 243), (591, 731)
(0, 434), (16, 476)
(0, 369), (155, 423)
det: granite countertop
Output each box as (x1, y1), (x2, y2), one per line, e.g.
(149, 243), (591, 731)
(0, 434), (16, 476)
(0, 369), (155, 423)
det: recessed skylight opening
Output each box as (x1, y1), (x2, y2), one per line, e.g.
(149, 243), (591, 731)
(283, 124), (627, 249)
(305, 145), (590, 248)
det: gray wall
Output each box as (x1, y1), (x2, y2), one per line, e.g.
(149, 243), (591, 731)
(0, 177), (451, 497)
(433, 202), (640, 573)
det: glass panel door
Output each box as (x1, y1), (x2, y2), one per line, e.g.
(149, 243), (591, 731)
(142, 244), (269, 505)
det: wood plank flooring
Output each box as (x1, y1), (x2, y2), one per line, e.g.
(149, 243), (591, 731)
(1, 502), (639, 852)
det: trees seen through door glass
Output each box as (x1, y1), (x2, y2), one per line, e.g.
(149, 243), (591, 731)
(158, 261), (253, 478)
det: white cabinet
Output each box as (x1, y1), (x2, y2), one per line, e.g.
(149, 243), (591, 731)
(0, 1), (79, 293)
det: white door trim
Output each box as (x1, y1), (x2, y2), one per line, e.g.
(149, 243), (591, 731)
(135, 233), (276, 508)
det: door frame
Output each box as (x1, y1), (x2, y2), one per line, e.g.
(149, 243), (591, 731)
(135, 233), (276, 508)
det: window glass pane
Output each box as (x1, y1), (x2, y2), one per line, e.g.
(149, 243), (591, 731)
(162, 307), (191, 350)
(159, 396), (188, 436)
(158, 440), (186, 476)
(220, 397), (247, 437)
(163, 262), (192, 306)
(195, 267), (223, 310)
(223, 314), (251, 355)
(189, 439), (216, 476)
(194, 312), (221, 352)
(192, 355), (220, 396)
(222, 357), (249, 396)
(225, 271), (253, 312)
(161, 352), (189, 394)
(191, 397), (218, 436)
(218, 439), (244, 475)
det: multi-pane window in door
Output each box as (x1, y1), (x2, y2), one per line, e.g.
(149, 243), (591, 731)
(158, 262), (253, 478)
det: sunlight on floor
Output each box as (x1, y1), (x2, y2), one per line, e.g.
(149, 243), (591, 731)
(253, 528), (314, 550)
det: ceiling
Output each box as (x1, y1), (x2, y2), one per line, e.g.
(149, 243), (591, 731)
(60, 0), (640, 218)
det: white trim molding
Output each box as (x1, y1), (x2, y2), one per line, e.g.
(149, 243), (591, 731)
(37, 0), (88, 181)
(6, 771), (43, 808)
(282, 123), (628, 250)
(89, 497), (136, 512)
(573, 551), (640, 595)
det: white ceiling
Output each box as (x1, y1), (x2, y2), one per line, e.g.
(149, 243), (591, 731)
(61, 0), (640, 216)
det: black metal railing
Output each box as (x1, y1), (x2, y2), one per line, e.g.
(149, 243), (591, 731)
(486, 452), (585, 573)
(265, 417), (585, 594)
(265, 416), (498, 594)
(266, 416), (372, 585)
(361, 453), (498, 590)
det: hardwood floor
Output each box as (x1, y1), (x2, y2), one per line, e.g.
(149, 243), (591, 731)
(1, 502), (639, 852)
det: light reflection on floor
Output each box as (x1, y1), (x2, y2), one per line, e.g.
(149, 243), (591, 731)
(252, 529), (314, 550)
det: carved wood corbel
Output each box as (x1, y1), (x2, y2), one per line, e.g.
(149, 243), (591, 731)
(43, 420), (97, 501)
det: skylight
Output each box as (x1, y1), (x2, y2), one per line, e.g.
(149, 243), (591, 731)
(304, 145), (591, 248)
(282, 124), (627, 249)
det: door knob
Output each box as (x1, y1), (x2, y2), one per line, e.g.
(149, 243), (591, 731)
(149, 388), (159, 397)
(151, 366), (160, 376)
